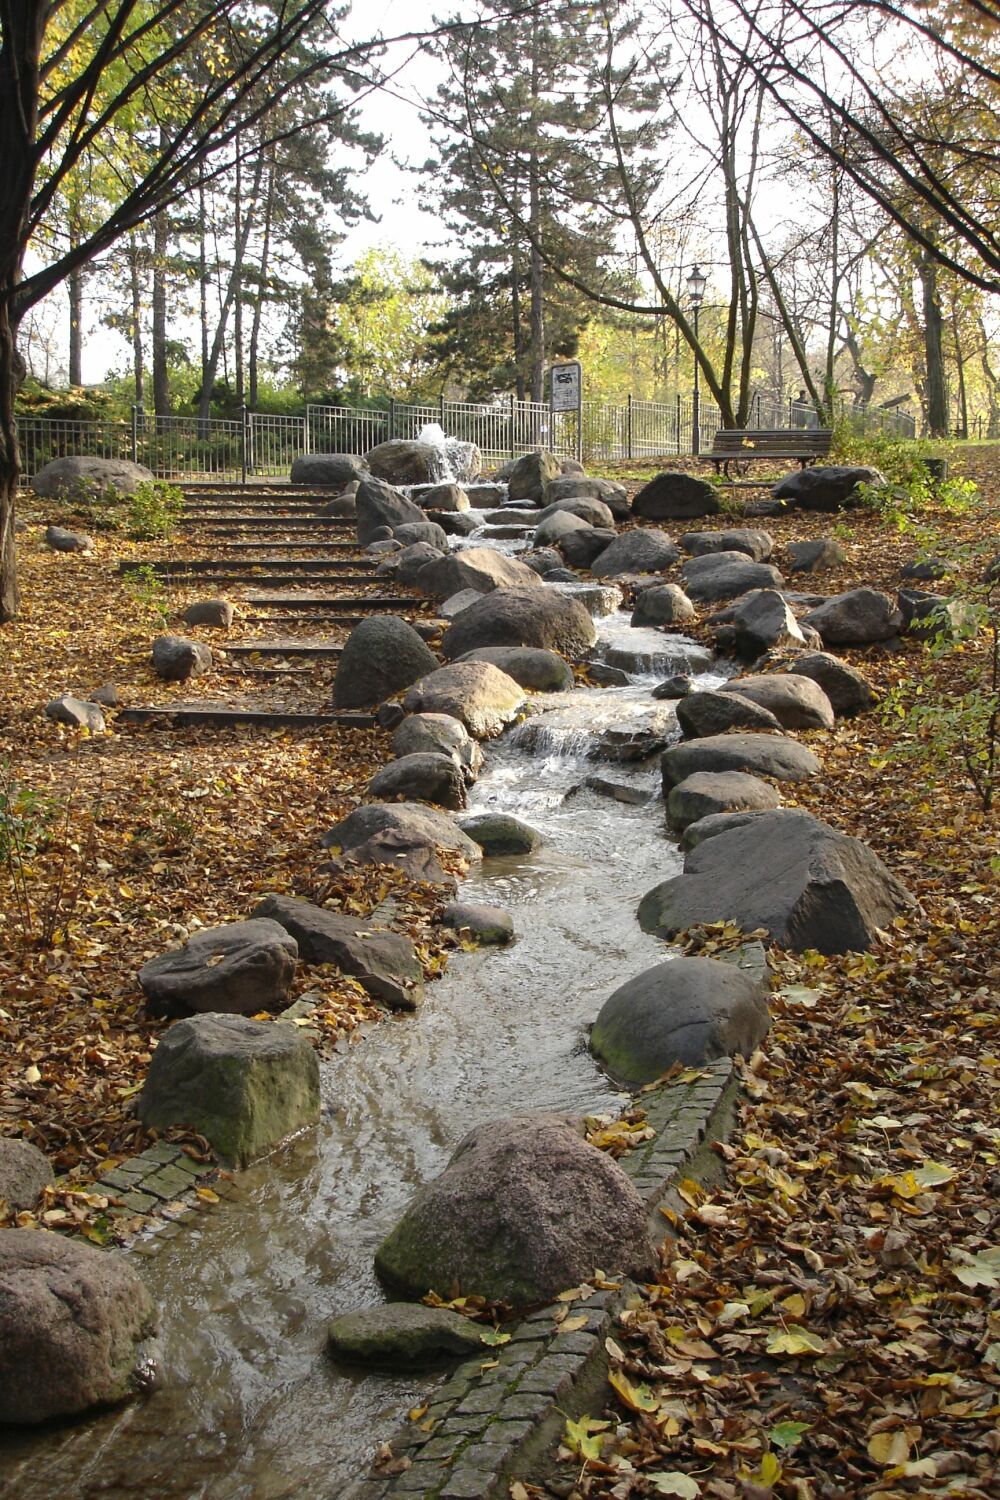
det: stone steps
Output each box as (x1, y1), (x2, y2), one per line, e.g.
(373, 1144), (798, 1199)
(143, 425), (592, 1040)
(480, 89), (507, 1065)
(179, 515), (354, 529)
(119, 706), (376, 730)
(241, 592), (417, 610)
(222, 640), (345, 658)
(120, 559), (374, 576)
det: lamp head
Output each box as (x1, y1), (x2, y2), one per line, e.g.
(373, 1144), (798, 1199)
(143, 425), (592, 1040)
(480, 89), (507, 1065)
(686, 264), (707, 306)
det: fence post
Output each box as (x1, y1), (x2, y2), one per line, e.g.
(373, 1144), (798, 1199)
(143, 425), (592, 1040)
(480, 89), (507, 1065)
(626, 394), (633, 461)
(755, 393), (762, 425)
(509, 393), (516, 459)
(439, 393), (445, 426)
(675, 393), (682, 454)
(240, 405), (250, 485)
(304, 403), (312, 454)
(388, 398), (396, 440)
(130, 404), (139, 464)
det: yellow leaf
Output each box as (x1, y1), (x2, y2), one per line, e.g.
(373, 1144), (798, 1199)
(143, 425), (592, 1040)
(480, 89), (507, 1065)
(751, 1451), (782, 1488)
(780, 1293), (806, 1318)
(195, 1186), (220, 1204)
(557, 1315), (588, 1334)
(23, 1064), (41, 1084)
(765, 1327), (827, 1357)
(867, 1429), (912, 1466)
(408, 1405), (427, 1422)
(647, 1473), (700, 1497)
(609, 1369), (659, 1413)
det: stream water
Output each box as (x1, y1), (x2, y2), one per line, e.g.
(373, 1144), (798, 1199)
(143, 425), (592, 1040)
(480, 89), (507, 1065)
(0, 506), (724, 1500)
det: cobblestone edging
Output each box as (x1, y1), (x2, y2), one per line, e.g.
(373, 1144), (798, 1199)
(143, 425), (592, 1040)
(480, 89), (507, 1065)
(342, 1055), (739, 1500)
(88, 1139), (234, 1248)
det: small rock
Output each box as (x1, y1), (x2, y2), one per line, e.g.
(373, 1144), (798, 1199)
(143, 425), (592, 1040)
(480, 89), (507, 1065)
(152, 635), (213, 682)
(564, 777), (651, 806)
(455, 645), (573, 692)
(786, 539), (847, 573)
(676, 690), (782, 739)
(415, 482), (470, 513)
(181, 599), (234, 629)
(90, 683), (120, 707)
(441, 586), (596, 660)
(682, 551), (785, 605)
(393, 521), (449, 550)
(368, 751), (467, 811)
(403, 661), (525, 738)
(44, 694), (105, 732)
(630, 583), (696, 627)
(507, 450), (561, 503)
(559, 525), (616, 570)
(327, 1304), (486, 1367)
(441, 902), (515, 945)
(45, 524), (93, 553)
(252, 894), (425, 1011)
(588, 662), (632, 686)
(766, 651), (874, 717)
(773, 465), (884, 511)
(729, 589), (807, 659)
(375, 701), (407, 731)
(290, 453), (368, 487)
(652, 674), (693, 700)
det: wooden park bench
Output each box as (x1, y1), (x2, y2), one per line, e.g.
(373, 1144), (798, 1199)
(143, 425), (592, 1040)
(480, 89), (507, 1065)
(708, 427), (833, 475)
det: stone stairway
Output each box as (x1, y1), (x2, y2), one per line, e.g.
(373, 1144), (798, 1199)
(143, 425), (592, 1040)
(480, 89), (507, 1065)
(119, 482), (429, 731)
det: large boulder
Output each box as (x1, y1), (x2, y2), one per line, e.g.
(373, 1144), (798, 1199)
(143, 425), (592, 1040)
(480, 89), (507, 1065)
(33, 456), (153, 499)
(432, 509), (480, 536)
(721, 673), (835, 730)
(290, 453), (368, 487)
(802, 588), (901, 645)
(630, 583), (696, 628)
(667, 770), (781, 831)
(402, 661), (525, 737)
(638, 809), (915, 953)
(0, 1138), (54, 1211)
(591, 955), (770, 1083)
(681, 551), (784, 605)
(728, 590), (807, 660)
(392, 712), (482, 783)
(251, 894), (424, 1010)
(374, 1113), (656, 1305)
(661, 733), (820, 788)
(456, 645), (573, 692)
(138, 918), (298, 1018)
(356, 476), (426, 545)
(152, 635), (212, 682)
(365, 439), (441, 486)
(0, 1231), (157, 1425)
(327, 1304), (486, 1368)
(417, 547), (542, 599)
(773, 465), (884, 511)
(333, 616), (438, 709)
(533, 509), (594, 549)
(544, 475), (630, 520)
(676, 690), (782, 739)
(681, 528), (773, 562)
(591, 529), (680, 578)
(368, 751), (467, 812)
(536, 496), (616, 530)
(320, 802), (482, 866)
(507, 450), (561, 504)
(766, 651), (874, 717)
(441, 586), (596, 659)
(138, 1013), (320, 1166)
(415, 482), (470, 513)
(632, 471), (720, 520)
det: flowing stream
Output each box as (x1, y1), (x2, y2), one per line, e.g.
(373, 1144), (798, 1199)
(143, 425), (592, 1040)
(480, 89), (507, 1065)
(0, 505), (724, 1500)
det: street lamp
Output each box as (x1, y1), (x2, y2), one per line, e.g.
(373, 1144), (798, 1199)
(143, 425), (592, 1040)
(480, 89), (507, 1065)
(686, 264), (707, 456)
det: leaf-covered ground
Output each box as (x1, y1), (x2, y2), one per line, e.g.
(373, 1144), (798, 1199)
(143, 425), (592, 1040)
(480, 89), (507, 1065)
(526, 445), (1000, 1499)
(0, 490), (454, 1209)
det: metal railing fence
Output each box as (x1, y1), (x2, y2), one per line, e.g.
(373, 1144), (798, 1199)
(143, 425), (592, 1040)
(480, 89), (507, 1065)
(15, 391), (918, 487)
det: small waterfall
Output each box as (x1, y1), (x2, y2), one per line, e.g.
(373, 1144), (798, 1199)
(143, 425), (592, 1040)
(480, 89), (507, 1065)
(416, 421), (480, 484)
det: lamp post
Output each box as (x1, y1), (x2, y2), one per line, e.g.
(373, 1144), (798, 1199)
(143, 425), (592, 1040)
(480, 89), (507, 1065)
(686, 264), (707, 455)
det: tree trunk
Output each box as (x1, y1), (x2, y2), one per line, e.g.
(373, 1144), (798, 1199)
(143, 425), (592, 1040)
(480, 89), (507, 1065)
(151, 206), (169, 417)
(128, 235), (144, 405)
(510, 244), (526, 403)
(198, 144), (265, 423)
(233, 136), (244, 406)
(0, 301), (21, 621)
(919, 251), (949, 437)
(248, 151), (275, 410)
(527, 22), (545, 408)
(68, 260), (84, 387)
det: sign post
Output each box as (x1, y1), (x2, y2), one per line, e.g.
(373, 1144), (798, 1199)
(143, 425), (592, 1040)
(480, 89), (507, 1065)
(549, 360), (583, 463)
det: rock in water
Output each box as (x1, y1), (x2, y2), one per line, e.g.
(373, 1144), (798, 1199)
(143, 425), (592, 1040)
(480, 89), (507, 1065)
(333, 616), (439, 709)
(402, 661), (525, 737)
(667, 770), (781, 831)
(138, 1013), (320, 1166)
(320, 801), (483, 866)
(441, 902), (515, 944)
(417, 547), (542, 598)
(365, 439), (441, 486)
(455, 646), (573, 692)
(0, 1139), (55, 1211)
(638, 808), (914, 953)
(0, 1230), (158, 1424)
(507, 450), (561, 503)
(151, 635), (213, 682)
(631, 584), (696, 627)
(393, 521), (449, 551)
(441, 586), (596, 659)
(138, 918), (297, 1017)
(591, 954), (770, 1082)
(459, 812), (541, 855)
(374, 1114), (656, 1305)
(327, 1304), (486, 1367)
(251, 894), (424, 1010)
(391, 712), (483, 783)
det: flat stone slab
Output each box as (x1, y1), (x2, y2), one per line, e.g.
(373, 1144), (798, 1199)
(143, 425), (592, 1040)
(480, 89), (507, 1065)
(327, 1304), (487, 1368)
